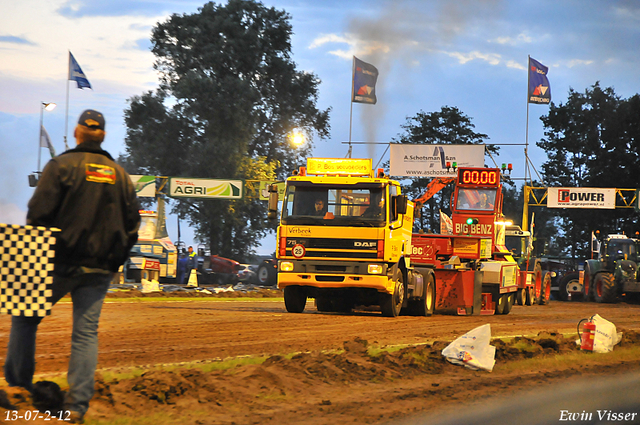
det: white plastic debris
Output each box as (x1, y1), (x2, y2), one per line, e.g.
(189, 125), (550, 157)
(141, 278), (160, 293)
(213, 286), (234, 293)
(441, 324), (496, 372)
(575, 314), (623, 353)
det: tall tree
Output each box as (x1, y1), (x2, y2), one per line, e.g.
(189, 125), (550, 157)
(538, 82), (640, 259)
(390, 106), (495, 232)
(121, 0), (330, 261)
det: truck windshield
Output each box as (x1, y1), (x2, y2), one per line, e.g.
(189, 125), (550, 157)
(456, 188), (497, 212)
(282, 184), (386, 226)
(607, 240), (637, 262)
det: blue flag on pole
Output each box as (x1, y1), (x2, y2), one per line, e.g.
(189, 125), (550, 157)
(528, 57), (550, 104)
(352, 56), (379, 104)
(68, 51), (92, 89)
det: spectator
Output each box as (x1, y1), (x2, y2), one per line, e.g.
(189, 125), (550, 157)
(4, 109), (140, 423)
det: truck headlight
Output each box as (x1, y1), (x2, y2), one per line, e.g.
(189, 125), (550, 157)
(280, 261), (294, 272)
(368, 264), (383, 274)
(549, 271), (557, 278)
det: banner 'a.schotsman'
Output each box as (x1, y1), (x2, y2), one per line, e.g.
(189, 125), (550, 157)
(169, 177), (243, 199)
(389, 144), (485, 177)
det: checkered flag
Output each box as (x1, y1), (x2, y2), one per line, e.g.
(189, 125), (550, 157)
(0, 223), (58, 317)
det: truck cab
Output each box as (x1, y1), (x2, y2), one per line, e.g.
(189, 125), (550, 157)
(270, 158), (434, 317)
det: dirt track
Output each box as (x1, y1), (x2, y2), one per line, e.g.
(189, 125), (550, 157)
(1, 294), (640, 424)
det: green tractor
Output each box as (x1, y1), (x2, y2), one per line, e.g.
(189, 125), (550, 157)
(581, 233), (640, 303)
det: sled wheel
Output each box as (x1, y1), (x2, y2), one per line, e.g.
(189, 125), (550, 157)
(495, 293), (507, 315)
(516, 288), (526, 306)
(538, 273), (551, 305)
(525, 286), (535, 306)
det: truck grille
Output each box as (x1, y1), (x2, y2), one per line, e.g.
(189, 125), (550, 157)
(284, 237), (378, 260)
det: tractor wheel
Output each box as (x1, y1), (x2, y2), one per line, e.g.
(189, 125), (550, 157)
(538, 272), (551, 305)
(257, 262), (277, 286)
(284, 286), (307, 313)
(582, 263), (595, 302)
(381, 272), (405, 317)
(594, 272), (617, 303)
(408, 272), (435, 316)
(558, 272), (581, 301)
(516, 288), (526, 306)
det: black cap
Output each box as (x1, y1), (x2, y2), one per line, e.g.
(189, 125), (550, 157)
(78, 109), (105, 130)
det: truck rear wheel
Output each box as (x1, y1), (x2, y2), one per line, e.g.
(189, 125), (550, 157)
(408, 272), (435, 316)
(381, 273), (404, 317)
(284, 286), (307, 313)
(315, 296), (332, 312)
(594, 272), (617, 303)
(538, 272), (551, 305)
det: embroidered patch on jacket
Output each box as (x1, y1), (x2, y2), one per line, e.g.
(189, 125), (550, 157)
(86, 163), (116, 184)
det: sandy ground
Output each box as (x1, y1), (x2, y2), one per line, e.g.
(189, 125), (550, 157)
(1, 291), (640, 424)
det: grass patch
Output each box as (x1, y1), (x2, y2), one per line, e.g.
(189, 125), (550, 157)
(497, 345), (640, 373)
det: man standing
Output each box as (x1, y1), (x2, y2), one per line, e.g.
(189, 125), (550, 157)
(3, 110), (141, 423)
(184, 246), (197, 284)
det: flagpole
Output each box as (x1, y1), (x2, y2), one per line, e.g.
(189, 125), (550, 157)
(38, 102), (43, 172)
(525, 55), (529, 184)
(347, 56), (355, 158)
(64, 52), (70, 151)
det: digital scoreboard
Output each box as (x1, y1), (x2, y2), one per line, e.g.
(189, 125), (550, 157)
(457, 168), (500, 186)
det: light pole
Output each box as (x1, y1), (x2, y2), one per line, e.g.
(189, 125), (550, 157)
(30, 102), (56, 187)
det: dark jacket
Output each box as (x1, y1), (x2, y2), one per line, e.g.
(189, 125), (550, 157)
(27, 141), (141, 272)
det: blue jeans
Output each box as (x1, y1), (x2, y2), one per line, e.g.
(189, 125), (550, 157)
(4, 272), (112, 415)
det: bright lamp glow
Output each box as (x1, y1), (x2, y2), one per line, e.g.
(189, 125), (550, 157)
(280, 261), (294, 272)
(43, 102), (57, 111)
(368, 264), (383, 274)
(290, 131), (304, 146)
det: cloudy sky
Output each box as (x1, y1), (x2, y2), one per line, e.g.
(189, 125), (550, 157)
(1, 0), (639, 255)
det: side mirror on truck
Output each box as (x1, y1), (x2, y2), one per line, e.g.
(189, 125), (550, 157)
(267, 184), (279, 220)
(395, 195), (408, 216)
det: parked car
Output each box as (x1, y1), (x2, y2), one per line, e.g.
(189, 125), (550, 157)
(237, 264), (258, 284)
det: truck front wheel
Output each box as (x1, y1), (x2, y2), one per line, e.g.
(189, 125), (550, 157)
(284, 286), (307, 313)
(381, 273), (405, 317)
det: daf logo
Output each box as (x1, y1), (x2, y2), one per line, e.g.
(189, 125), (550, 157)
(354, 241), (376, 248)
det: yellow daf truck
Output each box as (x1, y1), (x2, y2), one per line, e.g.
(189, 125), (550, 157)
(268, 158), (436, 317)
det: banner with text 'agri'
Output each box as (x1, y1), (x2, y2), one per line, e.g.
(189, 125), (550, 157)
(169, 178), (243, 199)
(389, 144), (484, 177)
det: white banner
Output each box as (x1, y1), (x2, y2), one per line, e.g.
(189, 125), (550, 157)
(547, 187), (615, 209)
(389, 144), (484, 177)
(130, 175), (156, 198)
